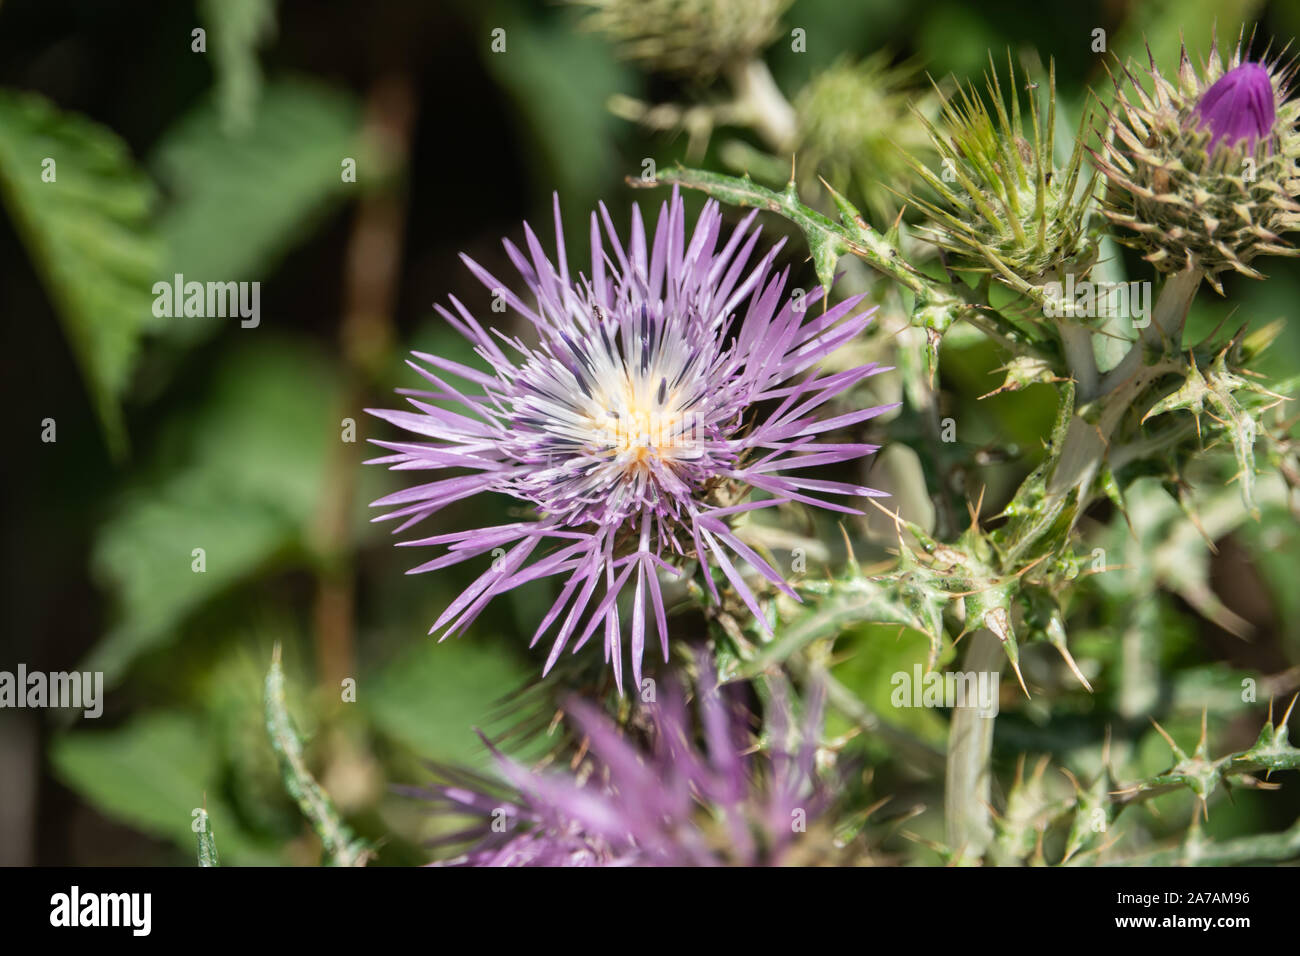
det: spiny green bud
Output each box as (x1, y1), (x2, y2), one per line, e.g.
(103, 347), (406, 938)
(905, 54), (1099, 286)
(569, 0), (792, 80)
(1095, 34), (1300, 293)
(793, 53), (937, 221)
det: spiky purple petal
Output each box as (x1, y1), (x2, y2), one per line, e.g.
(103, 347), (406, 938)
(412, 661), (826, 867)
(1194, 61), (1276, 152)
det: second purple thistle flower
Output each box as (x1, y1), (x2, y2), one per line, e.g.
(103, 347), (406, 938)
(368, 189), (892, 689)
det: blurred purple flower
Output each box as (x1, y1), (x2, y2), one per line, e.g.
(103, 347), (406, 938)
(368, 189), (890, 688)
(1193, 61), (1276, 152)
(411, 663), (827, 867)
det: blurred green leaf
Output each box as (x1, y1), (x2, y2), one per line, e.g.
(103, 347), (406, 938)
(50, 711), (274, 864)
(198, 0), (279, 135)
(152, 79), (363, 303)
(87, 338), (340, 682)
(1109, 0), (1265, 78)
(364, 636), (533, 765)
(482, 7), (630, 215)
(830, 622), (950, 745)
(0, 89), (161, 457)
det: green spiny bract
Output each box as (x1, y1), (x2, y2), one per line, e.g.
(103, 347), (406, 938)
(569, 0), (791, 80)
(1096, 36), (1300, 293)
(1115, 702), (1300, 813)
(1141, 321), (1289, 517)
(905, 54), (1099, 287)
(993, 755), (1070, 865)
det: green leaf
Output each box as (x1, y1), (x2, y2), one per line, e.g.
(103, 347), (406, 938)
(0, 89), (161, 457)
(482, 7), (630, 216)
(198, 0), (279, 135)
(829, 622), (949, 746)
(152, 79), (364, 297)
(364, 636), (534, 766)
(50, 712), (273, 864)
(87, 338), (340, 682)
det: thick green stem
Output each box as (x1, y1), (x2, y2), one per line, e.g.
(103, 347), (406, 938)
(1099, 265), (1203, 394)
(1057, 320), (1099, 401)
(944, 628), (1005, 863)
(1110, 817), (1300, 866)
(998, 267), (1202, 566)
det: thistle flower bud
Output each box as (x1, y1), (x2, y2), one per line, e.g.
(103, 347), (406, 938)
(570, 0), (791, 80)
(1096, 36), (1300, 292)
(793, 54), (937, 221)
(904, 55), (1099, 287)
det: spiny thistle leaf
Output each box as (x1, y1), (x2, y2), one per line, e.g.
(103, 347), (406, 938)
(265, 645), (372, 867)
(961, 577), (1028, 697)
(636, 165), (961, 310)
(194, 806), (220, 867)
(1061, 763), (1117, 863)
(1229, 695), (1300, 775)
(1114, 701), (1300, 811)
(994, 755), (1069, 864)
(1142, 332), (1288, 516)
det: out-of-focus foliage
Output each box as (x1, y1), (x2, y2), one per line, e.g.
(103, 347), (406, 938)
(87, 340), (341, 683)
(153, 80), (364, 297)
(197, 0), (277, 135)
(0, 90), (160, 457)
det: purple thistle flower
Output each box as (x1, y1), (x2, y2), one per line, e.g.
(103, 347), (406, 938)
(1193, 61), (1276, 152)
(410, 660), (827, 867)
(368, 189), (890, 689)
